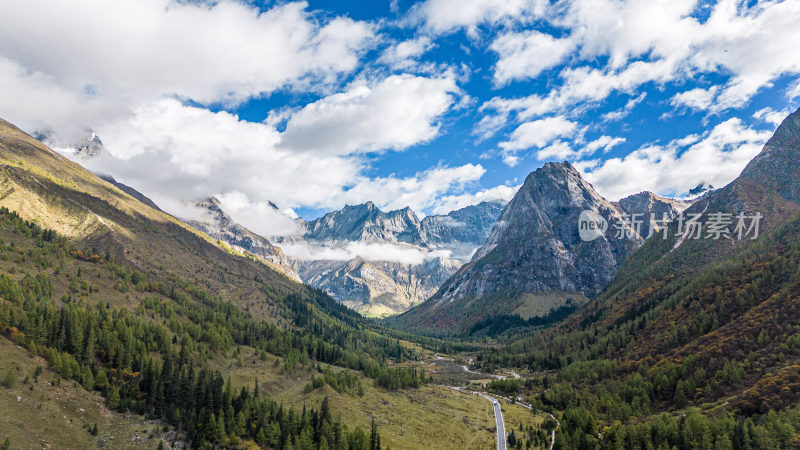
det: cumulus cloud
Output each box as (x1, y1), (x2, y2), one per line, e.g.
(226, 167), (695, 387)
(280, 241), (452, 265)
(788, 79), (800, 100)
(578, 118), (772, 200)
(0, 58), (117, 138)
(214, 192), (304, 237)
(497, 116), (577, 166)
(499, 117), (577, 151)
(602, 92), (646, 122)
(537, 135), (625, 161)
(0, 1), (375, 138)
(332, 163), (488, 214)
(670, 86), (719, 111)
(483, 58), (677, 124)
(490, 30), (574, 85)
(280, 74), (460, 155)
(377, 37), (435, 69)
(406, 0), (547, 35)
(753, 107), (793, 127)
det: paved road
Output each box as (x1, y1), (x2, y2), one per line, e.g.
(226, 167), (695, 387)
(479, 393), (506, 450)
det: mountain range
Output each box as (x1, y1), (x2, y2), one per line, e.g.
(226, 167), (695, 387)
(46, 128), (699, 323)
(273, 200), (506, 316)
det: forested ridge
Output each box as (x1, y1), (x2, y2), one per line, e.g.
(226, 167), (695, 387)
(0, 207), (424, 448)
(466, 206), (800, 448)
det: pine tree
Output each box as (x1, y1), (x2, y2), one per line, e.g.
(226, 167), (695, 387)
(370, 419), (378, 450)
(2, 369), (16, 388)
(107, 385), (121, 409)
(94, 369), (108, 391)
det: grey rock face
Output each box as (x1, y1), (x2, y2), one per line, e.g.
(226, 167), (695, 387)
(302, 202), (427, 245)
(72, 132), (108, 159)
(391, 162), (667, 333)
(278, 201), (506, 316)
(436, 162), (643, 304)
(187, 197), (301, 281)
(421, 201), (506, 260)
(295, 257), (461, 316)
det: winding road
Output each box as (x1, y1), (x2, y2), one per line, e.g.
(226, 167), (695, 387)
(448, 387), (507, 450)
(434, 357), (549, 450)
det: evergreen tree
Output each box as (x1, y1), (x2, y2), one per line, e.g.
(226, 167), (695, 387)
(2, 369), (16, 388)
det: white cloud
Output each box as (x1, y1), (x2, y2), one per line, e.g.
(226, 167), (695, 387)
(497, 116), (578, 166)
(534, 135), (625, 161)
(559, 0), (698, 68)
(579, 118), (772, 201)
(753, 107), (792, 127)
(0, 57), (117, 138)
(585, 136), (626, 154)
(694, 0), (800, 110)
(0, 0), (374, 137)
(536, 141), (575, 161)
(280, 241), (452, 265)
(280, 74), (459, 155)
(406, 0), (546, 35)
(788, 79), (800, 100)
(332, 164), (488, 214)
(490, 30), (574, 85)
(214, 192), (303, 237)
(377, 37), (435, 69)
(670, 86), (719, 111)
(499, 116), (577, 151)
(483, 58), (677, 123)
(602, 92), (646, 122)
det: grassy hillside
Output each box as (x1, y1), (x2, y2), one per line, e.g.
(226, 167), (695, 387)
(206, 345), (506, 450)
(0, 336), (171, 449)
(0, 117), (325, 327)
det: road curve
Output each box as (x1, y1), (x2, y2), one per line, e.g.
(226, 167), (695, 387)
(447, 387), (507, 450)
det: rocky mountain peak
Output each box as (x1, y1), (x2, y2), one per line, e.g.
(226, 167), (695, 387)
(186, 198), (300, 281)
(616, 191), (691, 239)
(303, 202), (426, 245)
(739, 107), (800, 203)
(392, 162), (643, 333)
(73, 132), (107, 159)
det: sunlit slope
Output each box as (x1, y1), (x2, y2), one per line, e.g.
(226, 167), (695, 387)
(0, 118), (312, 325)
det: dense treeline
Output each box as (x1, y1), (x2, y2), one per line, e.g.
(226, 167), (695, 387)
(468, 304), (580, 337)
(2, 279), (386, 448)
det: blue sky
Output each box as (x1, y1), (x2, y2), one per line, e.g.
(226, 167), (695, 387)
(1, 0), (799, 235)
